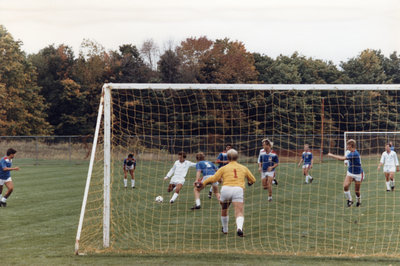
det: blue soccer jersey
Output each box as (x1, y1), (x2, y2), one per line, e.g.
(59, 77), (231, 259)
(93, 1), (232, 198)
(216, 152), (228, 168)
(124, 157), (136, 167)
(302, 152), (313, 165)
(196, 160), (217, 176)
(0, 156), (12, 180)
(258, 149), (279, 172)
(346, 150), (363, 174)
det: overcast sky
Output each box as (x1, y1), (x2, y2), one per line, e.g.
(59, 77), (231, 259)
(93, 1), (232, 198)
(0, 0), (399, 64)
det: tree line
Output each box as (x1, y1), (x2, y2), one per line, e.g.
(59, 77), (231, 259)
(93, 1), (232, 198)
(0, 25), (400, 136)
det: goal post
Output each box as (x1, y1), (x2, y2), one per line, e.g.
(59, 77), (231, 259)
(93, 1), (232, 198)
(76, 83), (400, 256)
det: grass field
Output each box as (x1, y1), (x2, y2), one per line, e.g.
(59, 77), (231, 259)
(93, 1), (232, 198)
(2, 158), (400, 265)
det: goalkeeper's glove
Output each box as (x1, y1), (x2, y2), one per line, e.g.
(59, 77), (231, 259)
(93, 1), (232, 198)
(164, 176), (169, 180)
(248, 182), (253, 187)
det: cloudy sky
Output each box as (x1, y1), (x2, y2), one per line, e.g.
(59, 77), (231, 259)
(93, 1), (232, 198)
(0, 0), (399, 64)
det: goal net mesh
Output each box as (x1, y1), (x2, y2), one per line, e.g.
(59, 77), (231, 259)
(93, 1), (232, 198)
(77, 86), (400, 256)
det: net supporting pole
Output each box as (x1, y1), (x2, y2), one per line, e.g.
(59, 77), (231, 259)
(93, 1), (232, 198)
(75, 90), (104, 254)
(103, 85), (111, 248)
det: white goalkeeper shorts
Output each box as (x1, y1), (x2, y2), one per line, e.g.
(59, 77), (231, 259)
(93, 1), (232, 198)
(261, 171), (275, 179)
(124, 165), (134, 171)
(383, 165), (396, 173)
(347, 171), (364, 182)
(220, 186), (244, 203)
(170, 176), (185, 185)
(202, 175), (219, 186)
(302, 164), (311, 169)
(0, 177), (12, 185)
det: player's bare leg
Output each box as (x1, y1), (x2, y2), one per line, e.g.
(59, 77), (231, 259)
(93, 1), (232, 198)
(389, 172), (395, 191)
(191, 186), (203, 209)
(129, 169), (135, 188)
(385, 172), (391, 191)
(343, 175), (353, 207)
(266, 176), (273, 201)
(1, 181), (14, 207)
(123, 169), (128, 188)
(170, 184), (182, 203)
(233, 202), (244, 236)
(220, 202), (230, 234)
(354, 181), (362, 207)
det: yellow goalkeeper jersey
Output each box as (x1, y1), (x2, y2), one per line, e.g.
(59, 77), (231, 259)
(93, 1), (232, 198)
(203, 161), (256, 189)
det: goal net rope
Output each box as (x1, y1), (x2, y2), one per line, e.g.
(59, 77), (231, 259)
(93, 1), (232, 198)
(76, 84), (400, 257)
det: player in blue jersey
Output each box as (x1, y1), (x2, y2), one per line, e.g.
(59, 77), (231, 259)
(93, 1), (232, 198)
(298, 144), (313, 184)
(123, 153), (136, 188)
(390, 141), (395, 152)
(191, 152), (219, 210)
(328, 139), (364, 207)
(258, 139), (279, 202)
(208, 144), (232, 199)
(0, 148), (20, 207)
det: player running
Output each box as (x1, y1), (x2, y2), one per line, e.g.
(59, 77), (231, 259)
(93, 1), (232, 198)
(328, 139), (364, 207)
(0, 148), (20, 207)
(258, 139), (279, 202)
(164, 151), (196, 203)
(298, 144), (313, 184)
(377, 143), (399, 191)
(191, 152), (219, 210)
(196, 149), (256, 237)
(123, 153), (136, 188)
(208, 144), (232, 198)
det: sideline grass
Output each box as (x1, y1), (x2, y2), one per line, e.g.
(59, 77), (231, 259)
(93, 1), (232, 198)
(1, 160), (400, 265)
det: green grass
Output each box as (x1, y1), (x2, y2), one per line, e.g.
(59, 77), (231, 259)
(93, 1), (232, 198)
(2, 159), (400, 265)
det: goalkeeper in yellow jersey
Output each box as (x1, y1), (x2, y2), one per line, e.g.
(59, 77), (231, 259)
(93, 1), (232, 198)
(195, 149), (256, 237)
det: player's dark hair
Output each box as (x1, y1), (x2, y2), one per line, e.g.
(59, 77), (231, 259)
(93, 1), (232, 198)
(128, 154), (134, 158)
(196, 152), (205, 161)
(226, 144), (232, 148)
(387, 143), (392, 147)
(7, 148), (17, 156)
(178, 151), (187, 158)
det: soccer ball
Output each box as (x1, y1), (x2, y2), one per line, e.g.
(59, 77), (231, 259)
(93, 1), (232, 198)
(155, 196), (163, 203)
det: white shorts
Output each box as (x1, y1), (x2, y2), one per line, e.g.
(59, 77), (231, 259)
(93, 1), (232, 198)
(170, 176), (185, 185)
(347, 171), (365, 182)
(0, 177), (12, 185)
(302, 164), (311, 169)
(202, 175), (219, 186)
(220, 186), (244, 203)
(124, 165), (135, 171)
(384, 166), (396, 173)
(261, 171), (275, 179)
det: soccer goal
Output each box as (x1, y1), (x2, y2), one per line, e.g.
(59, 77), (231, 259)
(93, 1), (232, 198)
(76, 84), (400, 257)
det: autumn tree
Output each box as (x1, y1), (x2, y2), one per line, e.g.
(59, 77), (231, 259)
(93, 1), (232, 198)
(0, 25), (51, 135)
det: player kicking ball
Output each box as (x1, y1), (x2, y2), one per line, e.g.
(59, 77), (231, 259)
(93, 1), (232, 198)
(328, 139), (364, 207)
(298, 144), (313, 184)
(0, 148), (20, 207)
(191, 152), (219, 210)
(123, 154), (136, 188)
(195, 149), (256, 237)
(258, 139), (279, 202)
(163, 151), (196, 203)
(377, 143), (399, 192)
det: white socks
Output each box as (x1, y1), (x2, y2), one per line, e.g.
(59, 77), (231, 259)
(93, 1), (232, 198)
(124, 179), (128, 187)
(356, 195), (361, 204)
(171, 192), (179, 202)
(386, 181), (391, 190)
(236, 216), (244, 231)
(305, 175), (312, 183)
(305, 175), (309, 183)
(1, 197), (6, 203)
(131, 179), (135, 187)
(196, 199), (201, 206)
(221, 216), (229, 233)
(344, 191), (352, 201)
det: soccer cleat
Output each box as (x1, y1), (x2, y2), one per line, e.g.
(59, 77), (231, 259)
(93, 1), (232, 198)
(132, 186), (135, 189)
(170, 200), (174, 204)
(387, 190), (391, 192)
(273, 179), (278, 186)
(356, 202), (361, 207)
(309, 177), (313, 183)
(268, 197), (272, 202)
(208, 191), (212, 199)
(0, 201), (6, 207)
(347, 200), (353, 207)
(221, 227), (227, 235)
(392, 186), (395, 191)
(191, 205), (201, 210)
(237, 229), (244, 237)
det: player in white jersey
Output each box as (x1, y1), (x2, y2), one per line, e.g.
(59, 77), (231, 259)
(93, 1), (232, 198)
(377, 143), (399, 191)
(164, 151), (196, 203)
(298, 144), (313, 184)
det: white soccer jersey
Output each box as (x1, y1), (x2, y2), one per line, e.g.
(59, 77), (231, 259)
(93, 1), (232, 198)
(166, 160), (196, 180)
(380, 151), (399, 167)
